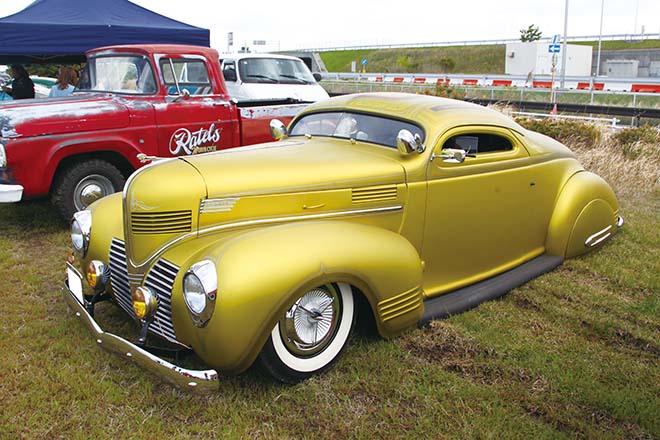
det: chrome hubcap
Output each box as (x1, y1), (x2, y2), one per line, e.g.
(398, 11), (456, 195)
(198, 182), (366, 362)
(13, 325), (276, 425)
(281, 285), (341, 357)
(73, 174), (115, 210)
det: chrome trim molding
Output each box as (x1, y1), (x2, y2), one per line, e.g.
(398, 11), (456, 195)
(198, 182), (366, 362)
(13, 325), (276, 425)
(585, 225), (613, 247)
(198, 205), (404, 237)
(200, 197), (239, 214)
(63, 277), (219, 393)
(128, 204), (403, 271)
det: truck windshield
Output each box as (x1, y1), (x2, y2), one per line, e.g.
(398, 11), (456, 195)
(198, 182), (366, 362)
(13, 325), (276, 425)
(77, 55), (157, 95)
(289, 112), (425, 149)
(238, 58), (316, 84)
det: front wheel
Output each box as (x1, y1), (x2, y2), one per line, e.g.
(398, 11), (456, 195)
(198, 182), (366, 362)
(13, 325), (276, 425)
(257, 282), (355, 383)
(51, 159), (126, 220)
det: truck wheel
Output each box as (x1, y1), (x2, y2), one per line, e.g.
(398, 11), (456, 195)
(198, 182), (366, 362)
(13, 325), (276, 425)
(51, 159), (125, 220)
(257, 282), (355, 383)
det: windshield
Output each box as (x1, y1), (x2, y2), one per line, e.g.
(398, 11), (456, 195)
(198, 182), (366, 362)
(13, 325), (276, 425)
(289, 112), (425, 149)
(77, 55), (157, 94)
(238, 58), (317, 84)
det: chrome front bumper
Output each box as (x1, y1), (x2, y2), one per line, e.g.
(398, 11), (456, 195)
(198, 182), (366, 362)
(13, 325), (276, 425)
(0, 183), (23, 202)
(62, 265), (219, 393)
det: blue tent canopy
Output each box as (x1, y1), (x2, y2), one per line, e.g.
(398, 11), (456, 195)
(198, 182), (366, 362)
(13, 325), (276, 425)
(0, 0), (210, 64)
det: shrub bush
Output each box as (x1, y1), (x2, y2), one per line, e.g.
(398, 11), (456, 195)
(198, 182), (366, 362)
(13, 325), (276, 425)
(515, 118), (602, 149)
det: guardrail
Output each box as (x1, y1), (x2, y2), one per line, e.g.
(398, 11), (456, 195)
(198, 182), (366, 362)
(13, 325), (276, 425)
(321, 72), (660, 93)
(295, 33), (659, 52)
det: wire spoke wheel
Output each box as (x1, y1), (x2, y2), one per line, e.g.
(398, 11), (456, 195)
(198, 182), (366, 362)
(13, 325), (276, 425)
(258, 282), (355, 383)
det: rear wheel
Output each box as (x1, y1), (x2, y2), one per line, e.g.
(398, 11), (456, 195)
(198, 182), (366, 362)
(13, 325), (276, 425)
(51, 159), (125, 220)
(257, 282), (355, 383)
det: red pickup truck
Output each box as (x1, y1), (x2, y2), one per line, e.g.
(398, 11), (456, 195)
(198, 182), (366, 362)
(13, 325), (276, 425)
(0, 44), (311, 219)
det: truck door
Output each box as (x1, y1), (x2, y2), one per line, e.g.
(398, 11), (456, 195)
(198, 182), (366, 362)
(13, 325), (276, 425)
(155, 56), (237, 158)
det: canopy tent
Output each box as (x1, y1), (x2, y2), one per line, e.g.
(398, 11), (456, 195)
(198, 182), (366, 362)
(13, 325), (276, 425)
(0, 0), (210, 64)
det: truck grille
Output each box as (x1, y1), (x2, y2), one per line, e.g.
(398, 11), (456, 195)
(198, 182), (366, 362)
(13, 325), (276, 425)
(108, 238), (184, 346)
(131, 211), (192, 234)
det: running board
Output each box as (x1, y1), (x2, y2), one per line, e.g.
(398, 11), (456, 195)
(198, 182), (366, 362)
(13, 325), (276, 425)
(419, 255), (563, 325)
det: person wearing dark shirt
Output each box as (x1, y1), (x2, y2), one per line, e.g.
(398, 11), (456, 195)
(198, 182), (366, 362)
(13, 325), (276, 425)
(2, 65), (35, 99)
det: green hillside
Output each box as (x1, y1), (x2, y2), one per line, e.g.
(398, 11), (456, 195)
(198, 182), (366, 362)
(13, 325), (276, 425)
(320, 39), (660, 73)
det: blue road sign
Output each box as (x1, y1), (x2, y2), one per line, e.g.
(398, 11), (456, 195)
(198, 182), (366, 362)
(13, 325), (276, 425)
(549, 44), (561, 53)
(551, 34), (560, 45)
(361, 58), (367, 65)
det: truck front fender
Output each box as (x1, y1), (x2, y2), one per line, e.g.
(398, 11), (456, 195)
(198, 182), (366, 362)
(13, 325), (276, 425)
(170, 220), (424, 373)
(44, 137), (144, 192)
(545, 171), (620, 258)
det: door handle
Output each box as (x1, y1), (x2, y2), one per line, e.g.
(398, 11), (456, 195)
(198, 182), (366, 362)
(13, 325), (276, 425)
(303, 203), (325, 210)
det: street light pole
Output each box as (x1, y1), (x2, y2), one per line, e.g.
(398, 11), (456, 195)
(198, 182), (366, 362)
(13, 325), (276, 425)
(560, 0), (569, 89)
(596, 0), (604, 76)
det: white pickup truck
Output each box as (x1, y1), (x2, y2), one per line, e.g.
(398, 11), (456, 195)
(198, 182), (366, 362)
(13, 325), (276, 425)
(219, 53), (329, 102)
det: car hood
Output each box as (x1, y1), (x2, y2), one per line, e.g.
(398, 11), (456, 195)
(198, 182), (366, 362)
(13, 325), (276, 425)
(0, 94), (130, 138)
(225, 82), (329, 102)
(182, 137), (406, 198)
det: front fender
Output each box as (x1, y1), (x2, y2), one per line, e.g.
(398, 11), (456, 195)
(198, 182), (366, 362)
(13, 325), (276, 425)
(169, 220), (424, 374)
(545, 171), (619, 258)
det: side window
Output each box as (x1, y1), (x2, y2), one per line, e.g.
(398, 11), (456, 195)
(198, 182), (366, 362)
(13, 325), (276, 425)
(444, 133), (513, 154)
(222, 61), (237, 82)
(160, 58), (213, 95)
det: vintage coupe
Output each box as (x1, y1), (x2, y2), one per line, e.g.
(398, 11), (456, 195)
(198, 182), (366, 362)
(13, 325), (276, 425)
(63, 93), (621, 391)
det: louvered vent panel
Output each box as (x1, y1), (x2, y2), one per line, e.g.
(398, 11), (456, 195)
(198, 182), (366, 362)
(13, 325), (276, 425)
(131, 211), (192, 234)
(352, 185), (397, 204)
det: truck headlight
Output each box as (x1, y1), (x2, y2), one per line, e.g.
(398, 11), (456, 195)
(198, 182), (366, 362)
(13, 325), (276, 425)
(71, 210), (92, 256)
(182, 260), (217, 326)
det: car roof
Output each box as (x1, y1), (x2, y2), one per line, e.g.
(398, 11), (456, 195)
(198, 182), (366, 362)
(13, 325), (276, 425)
(301, 93), (524, 137)
(219, 53), (303, 61)
(87, 44), (219, 59)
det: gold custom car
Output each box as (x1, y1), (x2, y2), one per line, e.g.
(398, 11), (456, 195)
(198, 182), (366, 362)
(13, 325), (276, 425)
(63, 93), (621, 391)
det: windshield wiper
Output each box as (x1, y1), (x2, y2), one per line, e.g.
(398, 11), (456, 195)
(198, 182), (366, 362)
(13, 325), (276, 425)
(279, 74), (308, 84)
(245, 74), (278, 83)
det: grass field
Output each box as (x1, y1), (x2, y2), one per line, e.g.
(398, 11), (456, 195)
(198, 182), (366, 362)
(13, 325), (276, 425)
(1, 131), (659, 438)
(319, 39), (660, 74)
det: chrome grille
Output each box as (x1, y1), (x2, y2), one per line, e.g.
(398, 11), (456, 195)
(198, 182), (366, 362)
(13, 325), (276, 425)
(352, 185), (397, 204)
(131, 211), (192, 234)
(108, 238), (184, 346)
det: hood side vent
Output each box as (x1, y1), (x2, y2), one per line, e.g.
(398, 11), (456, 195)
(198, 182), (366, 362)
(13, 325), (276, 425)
(131, 210), (192, 234)
(352, 185), (397, 204)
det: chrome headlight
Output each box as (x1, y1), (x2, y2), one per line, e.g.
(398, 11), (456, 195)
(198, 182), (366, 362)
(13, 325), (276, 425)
(182, 260), (217, 327)
(0, 140), (6, 167)
(71, 210), (92, 256)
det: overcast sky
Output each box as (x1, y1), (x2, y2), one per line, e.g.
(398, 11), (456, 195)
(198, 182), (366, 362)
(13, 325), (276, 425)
(1, 0), (659, 51)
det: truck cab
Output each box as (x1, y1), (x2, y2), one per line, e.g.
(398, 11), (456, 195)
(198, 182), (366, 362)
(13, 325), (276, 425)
(0, 45), (314, 220)
(220, 53), (328, 102)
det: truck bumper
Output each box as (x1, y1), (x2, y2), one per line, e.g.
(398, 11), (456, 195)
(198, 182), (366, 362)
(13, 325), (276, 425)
(63, 264), (219, 393)
(0, 184), (23, 202)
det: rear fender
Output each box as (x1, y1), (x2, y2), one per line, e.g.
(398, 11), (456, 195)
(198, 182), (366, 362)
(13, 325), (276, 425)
(169, 220), (424, 373)
(545, 171), (619, 258)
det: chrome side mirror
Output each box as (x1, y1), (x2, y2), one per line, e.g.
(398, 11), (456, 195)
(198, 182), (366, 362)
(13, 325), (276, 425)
(270, 119), (288, 140)
(435, 148), (467, 164)
(396, 129), (425, 155)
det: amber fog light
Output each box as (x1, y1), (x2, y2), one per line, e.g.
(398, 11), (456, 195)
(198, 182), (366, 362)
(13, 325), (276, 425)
(132, 286), (159, 321)
(86, 260), (108, 291)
